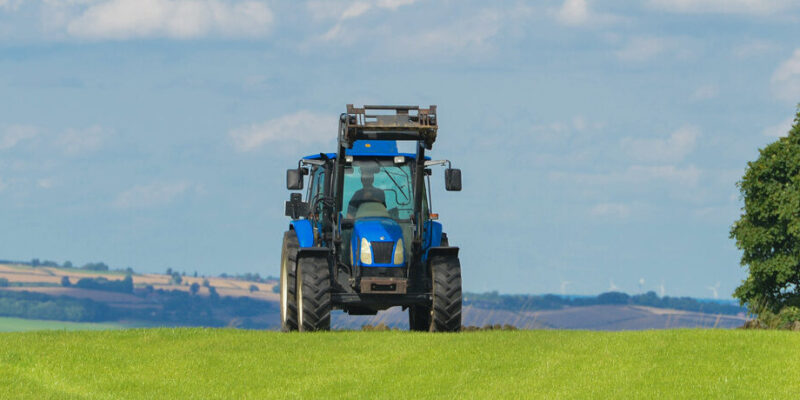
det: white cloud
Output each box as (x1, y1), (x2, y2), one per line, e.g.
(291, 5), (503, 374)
(628, 165), (701, 186)
(691, 84), (718, 101)
(551, 164), (701, 187)
(66, 0), (273, 40)
(57, 125), (108, 155)
(0, 125), (38, 150)
(377, 0), (416, 11)
(648, 0), (800, 15)
(556, 0), (589, 25)
(615, 36), (666, 62)
(397, 11), (501, 57)
(0, 0), (22, 11)
(114, 181), (196, 208)
(590, 202), (631, 218)
(554, 0), (620, 27)
(771, 49), (800, 102)
(229, 110), (334, 152)
(314, 0), (418, 41)
(621, 126), (700, 163)
(732, 40), (778, 59)
(762, 116), (795, 137)
(37, 178), (54, 189)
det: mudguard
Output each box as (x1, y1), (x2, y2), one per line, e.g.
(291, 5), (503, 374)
(423, 220), (443, 249)
(290, 220), (315, 248)
(427, 246), (459, 260)
(296, 247), (329, 259)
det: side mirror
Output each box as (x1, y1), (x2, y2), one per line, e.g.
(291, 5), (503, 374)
(445, 168), (462, 191)
(286, 168), (307, 190)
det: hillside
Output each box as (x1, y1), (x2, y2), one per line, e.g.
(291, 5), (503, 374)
(0, 262), (747, 330)
(1, 329), (799, 398)
(334, 304), (747, 330)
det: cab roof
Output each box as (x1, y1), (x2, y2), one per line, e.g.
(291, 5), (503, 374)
(302, 140), (430, 160)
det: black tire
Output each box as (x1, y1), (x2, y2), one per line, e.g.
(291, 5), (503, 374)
(297, 255), (331, 332)
(430, 255), (462, 332)
(408, 305), (431, 331)
(280, 231), (299, 332)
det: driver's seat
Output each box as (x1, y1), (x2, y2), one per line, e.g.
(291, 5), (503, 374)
(355, 202), (390, 219)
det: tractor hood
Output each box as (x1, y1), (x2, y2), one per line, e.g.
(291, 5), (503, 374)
(352, 217), (404, 267)
(354, 217), (402, 242)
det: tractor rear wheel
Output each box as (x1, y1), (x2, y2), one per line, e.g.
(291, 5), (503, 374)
(280, 230), (299, 332)
(429, 255), (462, 332)
(297, 255), (331, 332)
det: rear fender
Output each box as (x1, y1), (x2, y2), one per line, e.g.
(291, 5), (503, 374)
(423, 220), (443, 249)
(426, 246), (459, 261)
(290, 220), (315, 248)
(296, 247), (330, 259)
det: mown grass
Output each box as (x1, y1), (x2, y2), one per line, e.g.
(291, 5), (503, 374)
(0, 317), (127, 332)
(1, 329), (798, 399)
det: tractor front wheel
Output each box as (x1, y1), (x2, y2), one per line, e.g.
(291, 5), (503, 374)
(297, 255), (331, 332)
(429, 255), (462, 332)
(280, 230), (299, 332)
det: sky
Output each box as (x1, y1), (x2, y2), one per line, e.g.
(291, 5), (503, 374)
(0, 0), (799, 299)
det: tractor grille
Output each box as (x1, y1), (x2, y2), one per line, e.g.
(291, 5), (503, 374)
(370, 241), (394, 264)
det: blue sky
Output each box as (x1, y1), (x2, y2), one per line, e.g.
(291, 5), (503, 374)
(1, 0), (799, 298)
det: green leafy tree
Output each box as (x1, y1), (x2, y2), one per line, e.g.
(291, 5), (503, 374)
(190, 282), (200, 295)
(731, 108), (800, 313)
(61, 276), (71, 287)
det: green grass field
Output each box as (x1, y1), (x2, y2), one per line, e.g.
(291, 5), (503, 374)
(0, 317), (127, 332)
(1, 329), (798, 399)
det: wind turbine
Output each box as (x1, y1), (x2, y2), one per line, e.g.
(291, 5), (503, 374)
(706, 282), (721, 299)
(560, 281), (571, 295)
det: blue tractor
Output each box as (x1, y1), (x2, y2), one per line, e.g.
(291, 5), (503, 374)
(280, 105), (463, 332)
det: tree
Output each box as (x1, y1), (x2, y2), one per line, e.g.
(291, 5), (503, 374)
(208, 286), (219, 301)
(202, 279), (210, 287)
(731, 108), (800, 313)
(249, 284), (259, 293)
(61, 276), (71, 287)
(122, 275), (133, 293)
(63, 261), (73, 268)
(190, 282), (200, 295)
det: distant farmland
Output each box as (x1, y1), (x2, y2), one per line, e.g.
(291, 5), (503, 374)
(0, 262), (747, 330)
(1, 329), (799, 398)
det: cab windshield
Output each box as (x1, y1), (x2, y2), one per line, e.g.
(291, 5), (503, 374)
(342, 158), (420, 220)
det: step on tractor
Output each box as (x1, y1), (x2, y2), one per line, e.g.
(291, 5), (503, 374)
(280, 105), (463, 332)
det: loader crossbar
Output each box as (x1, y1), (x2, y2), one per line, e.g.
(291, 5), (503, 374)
(341, 104), (438, 148)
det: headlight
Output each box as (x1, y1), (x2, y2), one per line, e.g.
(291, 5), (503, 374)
(393, 239), (404, 265)
(360, 237), (373, 265)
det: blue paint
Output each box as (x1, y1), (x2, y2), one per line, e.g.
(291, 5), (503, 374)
(350, 140), (398, 154)
(352, 217), (404, 267)
(422, 220), (443, 262)
(290, 219), (315, 248)
(302, 141), (430, 160)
